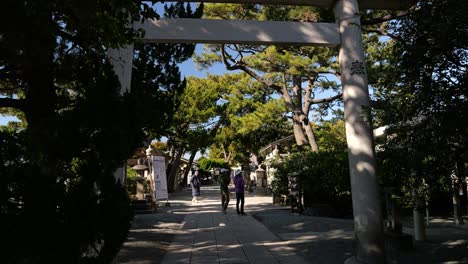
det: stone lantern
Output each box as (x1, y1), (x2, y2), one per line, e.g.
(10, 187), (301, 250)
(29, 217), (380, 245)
(132, 159), (148, 200)
(146, 145), (154, 157)
(272, 146), (280, 157)
(256, 166), (266, 188)
(145, 145), (155, 178)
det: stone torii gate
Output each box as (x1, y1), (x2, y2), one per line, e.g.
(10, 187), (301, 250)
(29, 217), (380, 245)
(109, 0), (410, 263)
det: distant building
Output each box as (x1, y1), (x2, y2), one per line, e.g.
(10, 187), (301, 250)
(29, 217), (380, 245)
(258, 135), (295, 186)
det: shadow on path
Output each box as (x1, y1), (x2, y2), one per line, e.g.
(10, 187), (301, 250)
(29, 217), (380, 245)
(115, 185), (468, 264)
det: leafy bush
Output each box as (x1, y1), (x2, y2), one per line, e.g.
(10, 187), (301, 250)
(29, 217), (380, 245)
(271, 150), (351, 216)
(196, 158), (230, 183)
(376, 145), (454, 213)
(126, 165), (138, 195)
(197, 157), (230, 171)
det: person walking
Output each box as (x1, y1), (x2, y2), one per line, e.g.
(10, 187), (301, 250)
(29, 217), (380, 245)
(191, 168), (201, 203)
(218, 169), (231, 214)
(234, 171), (246, 215)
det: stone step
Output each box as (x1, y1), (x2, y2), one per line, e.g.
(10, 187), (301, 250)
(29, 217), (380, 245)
(131, 200), (156, 214)
(133, 209), (154, 215)
(132, 199), (149, 205)
(132, 203), (152, 211)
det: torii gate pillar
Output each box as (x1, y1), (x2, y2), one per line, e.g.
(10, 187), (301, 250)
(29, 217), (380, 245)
(334, 0), (384, 263)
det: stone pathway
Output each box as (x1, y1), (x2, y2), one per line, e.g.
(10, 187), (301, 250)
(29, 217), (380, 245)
(115, 185), (308, 264)
(115, 185), (468, 264)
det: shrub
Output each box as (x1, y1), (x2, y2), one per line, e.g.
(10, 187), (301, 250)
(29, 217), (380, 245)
(126, 165), (138, 195)
(271, 150), (352, 216)
(198, 157), (230, 171)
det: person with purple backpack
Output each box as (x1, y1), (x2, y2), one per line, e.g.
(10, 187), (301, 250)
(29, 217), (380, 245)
(234, 171), (246, 215)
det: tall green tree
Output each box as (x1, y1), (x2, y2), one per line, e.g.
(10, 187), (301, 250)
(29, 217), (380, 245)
(164, 74), (220, 192)
(164, 70), (290, 191)
(371, 0), (467, 214)
(195, 4), (344, 151)
(0, 1), (201, 262)
(204, 73), (290, 187)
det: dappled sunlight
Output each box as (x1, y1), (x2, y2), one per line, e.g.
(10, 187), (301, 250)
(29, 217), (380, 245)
(139, 18), (340, 47)
(356, 160), (374, 174)
(278, 229), (354, 243)
(216, 243), (242, 249)
(117, 184), (468, 264)
(286, 222), (306, 230)
(442, 240), (468, 246)
(131, 227), (187, 236)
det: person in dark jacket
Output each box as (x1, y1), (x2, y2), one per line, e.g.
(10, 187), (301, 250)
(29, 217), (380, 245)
(191, 168), (201, 203)
(234, 171), (246, 215)
(218, 169), (230, 214)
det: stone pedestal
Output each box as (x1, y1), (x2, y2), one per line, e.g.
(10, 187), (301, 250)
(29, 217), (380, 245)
(136, 177), (146, 200)
(384, 232), (413, 251)
(256, 167), (266, 188)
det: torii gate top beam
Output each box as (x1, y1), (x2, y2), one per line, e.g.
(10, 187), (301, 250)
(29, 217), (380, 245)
(137, 18), (340, 46)
(175, 0), (411, 10)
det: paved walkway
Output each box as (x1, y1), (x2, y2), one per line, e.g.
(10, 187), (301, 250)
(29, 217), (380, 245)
(115, 185), (468, 264)
(115, 185), (309, 264)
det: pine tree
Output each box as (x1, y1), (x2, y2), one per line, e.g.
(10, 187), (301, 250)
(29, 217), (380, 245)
(195, 4), (345, 151)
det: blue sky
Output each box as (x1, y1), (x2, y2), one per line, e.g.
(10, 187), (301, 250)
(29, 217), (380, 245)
(179, 45), (227, 78)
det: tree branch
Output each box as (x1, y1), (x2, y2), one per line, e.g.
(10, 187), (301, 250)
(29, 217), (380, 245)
(303, 76), (318, 114)
(307, 93), (342, 104)
(220, 45), (283, 93)
(0, 98), (26, 111)
(361, 6), (418, 25)
(280, 74), (295, 110)
(364, 29), (406, 45)
(311, 70), (341, 81)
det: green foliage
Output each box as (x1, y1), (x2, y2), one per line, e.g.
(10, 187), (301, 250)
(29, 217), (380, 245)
(371, 0), (467, 209)
(0, 1), (201, 263)
(151, 141), (168, 151)
(206, 73), (290, 164)
(315, 119), (347, 151)
(196, 4), (346, 150)
(176, 73), (290, 165)
(377, 141), (454, 209)
(271, 150), (351, 215)
(270, 158), (290, 200)
(198, 157), (230, 172)
(204, 3), (259, 20)
(125, 165), (138, 195)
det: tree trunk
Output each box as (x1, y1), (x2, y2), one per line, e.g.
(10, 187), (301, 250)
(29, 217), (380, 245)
(453, 161), (464, 225)
(458, 160), (468, 217)
(413, 204), (426, 241)
(452, 185), (463, 225)
(167, 146), (184, 192)
(183, 151), (196, 186)
(463, 175), (468, 216)
(21, 9), (61, 254)
(300, 115), (319, 152)
(293, 114), (308, 146)
(241, 162), (252, 193)
(222, 144), (232, 163)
